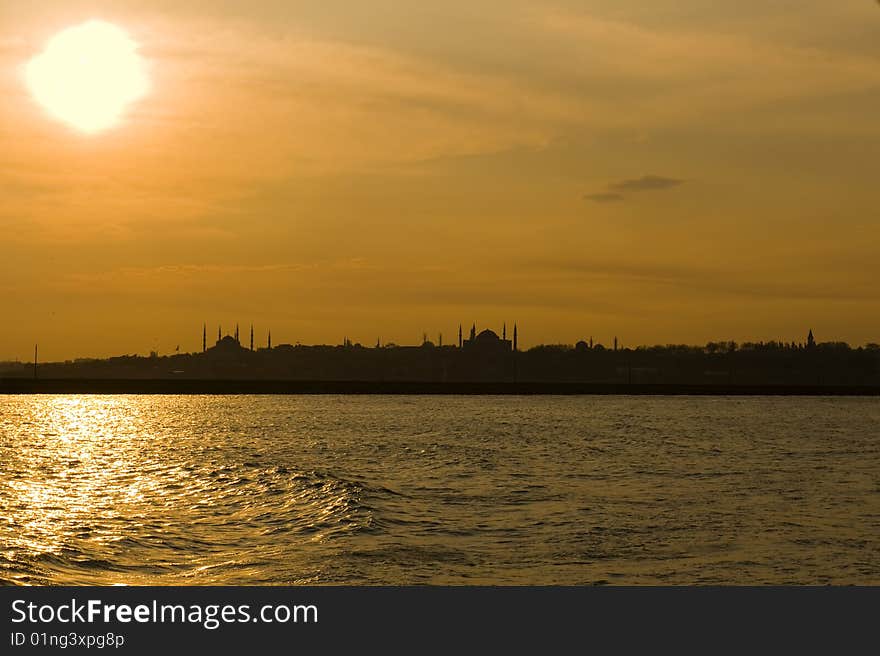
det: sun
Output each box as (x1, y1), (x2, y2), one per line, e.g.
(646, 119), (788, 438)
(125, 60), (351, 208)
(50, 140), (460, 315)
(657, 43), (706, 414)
(25, 20), (150, 134)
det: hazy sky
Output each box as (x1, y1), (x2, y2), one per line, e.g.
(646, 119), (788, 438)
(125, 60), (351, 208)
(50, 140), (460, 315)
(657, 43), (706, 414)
(2, 1), (879, 360)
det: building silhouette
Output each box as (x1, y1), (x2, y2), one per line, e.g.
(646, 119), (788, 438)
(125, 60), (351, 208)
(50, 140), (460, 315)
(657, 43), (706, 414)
(9, 321), (877, 387)
(462, 327), (513, 354)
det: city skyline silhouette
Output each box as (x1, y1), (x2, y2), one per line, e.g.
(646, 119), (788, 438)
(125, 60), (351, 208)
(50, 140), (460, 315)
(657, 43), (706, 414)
(3, 321), (878, 390)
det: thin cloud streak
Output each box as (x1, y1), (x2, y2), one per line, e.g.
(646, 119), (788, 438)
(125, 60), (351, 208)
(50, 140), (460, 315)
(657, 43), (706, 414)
(608, 175), (684, 193)
(585, 175), (684, 202)
(584, 192), (624, 203)
(530, 258), (878, 303)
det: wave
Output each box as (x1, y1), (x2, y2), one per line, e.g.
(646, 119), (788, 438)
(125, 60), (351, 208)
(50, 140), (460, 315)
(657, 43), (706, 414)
(1, 458), (392, 585)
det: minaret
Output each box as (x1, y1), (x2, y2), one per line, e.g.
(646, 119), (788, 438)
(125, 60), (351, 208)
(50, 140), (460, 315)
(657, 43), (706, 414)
(438, 333), (443, 348)
(458, 324), (463, 348)
(235, 324), (240, 344)
(218, 326), (221, 343)
(470, 323), (476, 340)
(268, 331), (272, 350)
(513, 324), (518, 352)
(250, 325), (254, 351)
(203, 324), (206, 352)
(589, 336), (593, 349)
(614, 336), (618, 352)
(503, 323), (507, 340)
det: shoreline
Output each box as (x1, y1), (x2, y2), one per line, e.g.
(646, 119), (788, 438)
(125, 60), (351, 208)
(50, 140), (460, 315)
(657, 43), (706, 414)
(1, 378), (879, 396)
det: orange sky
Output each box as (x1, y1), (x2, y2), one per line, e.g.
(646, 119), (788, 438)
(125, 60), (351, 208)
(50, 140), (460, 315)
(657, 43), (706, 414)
(2, 1), (879, 360)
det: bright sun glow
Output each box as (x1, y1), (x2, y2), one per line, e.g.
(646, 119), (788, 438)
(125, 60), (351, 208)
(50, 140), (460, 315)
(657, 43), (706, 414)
(25, 20), (150, 134)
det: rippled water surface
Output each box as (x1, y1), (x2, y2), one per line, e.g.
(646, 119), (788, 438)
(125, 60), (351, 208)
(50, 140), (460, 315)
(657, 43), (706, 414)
(1, 395), (878, 585)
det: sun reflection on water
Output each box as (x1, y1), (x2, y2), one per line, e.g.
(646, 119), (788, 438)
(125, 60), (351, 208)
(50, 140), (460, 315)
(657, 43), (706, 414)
(0, 395), (238, 585)
(1, 395), (368, 585)
(3, 397), (158, 565)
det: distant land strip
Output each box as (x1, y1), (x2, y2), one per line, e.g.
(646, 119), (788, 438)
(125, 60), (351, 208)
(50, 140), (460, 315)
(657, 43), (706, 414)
(1, 379), (879, 396)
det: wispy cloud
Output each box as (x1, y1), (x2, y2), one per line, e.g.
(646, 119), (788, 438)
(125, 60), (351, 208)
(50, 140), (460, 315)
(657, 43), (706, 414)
(533, 6), (880, 134)
(132, 21), (587, 172)
(583, 192), (624, 203)
(608, 175), (684, 193)
(585, 175), (683, 202)
(529, 257), (878, 303)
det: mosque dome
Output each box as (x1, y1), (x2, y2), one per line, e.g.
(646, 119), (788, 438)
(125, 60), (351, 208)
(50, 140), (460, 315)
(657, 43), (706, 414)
(475, 329), (500, 342)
